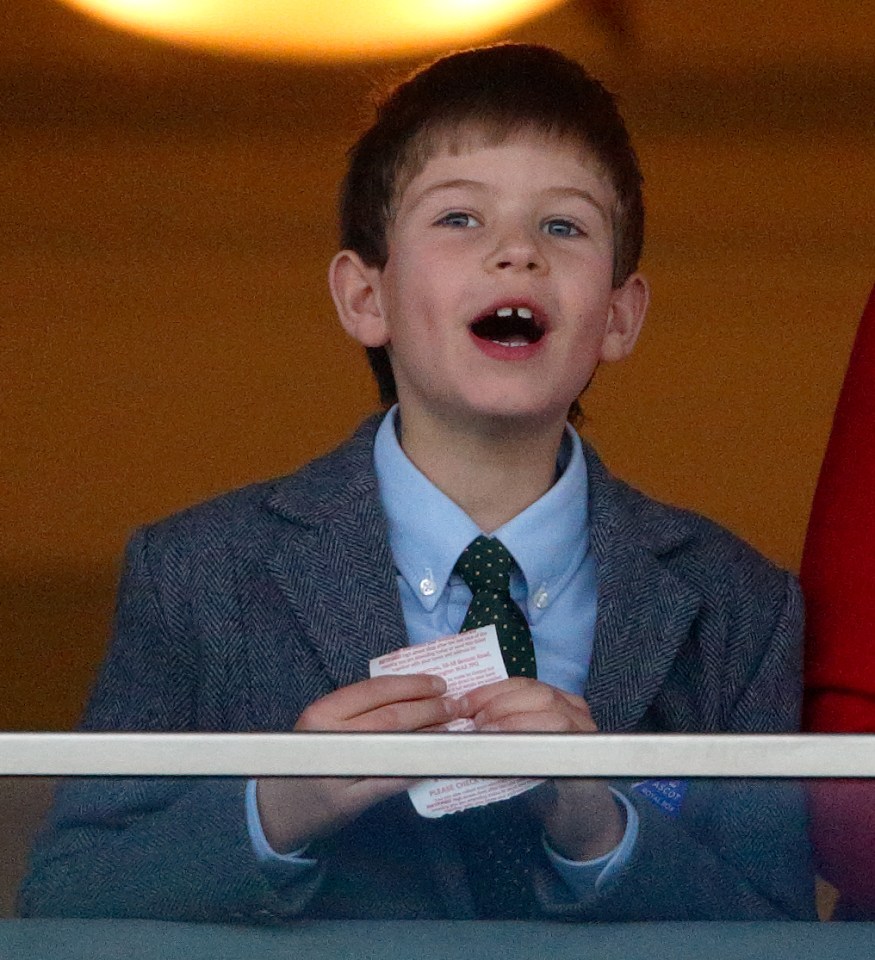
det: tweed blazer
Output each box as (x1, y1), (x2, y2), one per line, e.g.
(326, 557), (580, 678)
(20, 416), (814, 923)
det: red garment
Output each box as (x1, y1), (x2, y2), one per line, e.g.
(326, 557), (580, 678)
(801, 285), (875, 914)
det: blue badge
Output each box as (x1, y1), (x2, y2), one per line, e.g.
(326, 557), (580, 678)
(631, 779), (688, 817)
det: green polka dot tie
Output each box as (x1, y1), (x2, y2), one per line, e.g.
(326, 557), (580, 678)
(455, 535), (536, 678)
(452, 535), (539, 918)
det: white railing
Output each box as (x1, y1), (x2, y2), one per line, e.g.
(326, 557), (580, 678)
(0, 733), (873, 777)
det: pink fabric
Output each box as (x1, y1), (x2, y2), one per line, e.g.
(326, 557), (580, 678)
(801, 285), (875, 913)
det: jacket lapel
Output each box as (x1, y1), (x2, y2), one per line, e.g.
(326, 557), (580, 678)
(582, 445), (702, 732)
(265, 418), (409, 690)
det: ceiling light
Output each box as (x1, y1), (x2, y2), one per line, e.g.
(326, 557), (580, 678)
(59, 0), (567, 60)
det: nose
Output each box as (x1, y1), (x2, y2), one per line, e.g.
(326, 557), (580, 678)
(488, 226), (545, 273)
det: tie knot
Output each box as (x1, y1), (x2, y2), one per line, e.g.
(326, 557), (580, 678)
(454, 536), (516, 595)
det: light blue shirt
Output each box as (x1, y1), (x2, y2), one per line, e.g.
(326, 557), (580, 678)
(247, 407), (638, 895)
(376, 408), (597, 689)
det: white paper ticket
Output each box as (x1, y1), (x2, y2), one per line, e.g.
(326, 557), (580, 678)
(369, 625), (543, 818)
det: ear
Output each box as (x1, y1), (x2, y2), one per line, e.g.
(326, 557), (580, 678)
(600, 272), (650, 364)
(328, 250), (390, 348)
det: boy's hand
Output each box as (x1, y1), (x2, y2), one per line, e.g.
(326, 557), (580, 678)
(257, 674), (457, 853)
(458, 679), (625, 862)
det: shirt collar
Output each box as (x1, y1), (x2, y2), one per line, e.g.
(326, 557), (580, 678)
(373, 406), (590, 619)
(492, 426), (590, 620)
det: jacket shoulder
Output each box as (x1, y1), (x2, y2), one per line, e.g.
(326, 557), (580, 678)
(584, 444), (803, 732)
(584, 442), (794, 591)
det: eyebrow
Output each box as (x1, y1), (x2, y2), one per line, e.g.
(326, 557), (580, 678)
(404, 179), (485, 212)
(405, 179), (610, 224)
(545, 187), (610, 224)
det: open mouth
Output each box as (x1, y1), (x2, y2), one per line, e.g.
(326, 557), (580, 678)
(470, 306), (546, 348)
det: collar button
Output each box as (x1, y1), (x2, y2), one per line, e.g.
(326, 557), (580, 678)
(533, 586), (549, 609)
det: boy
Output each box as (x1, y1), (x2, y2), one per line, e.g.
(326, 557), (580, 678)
(20, 44), (813, 923)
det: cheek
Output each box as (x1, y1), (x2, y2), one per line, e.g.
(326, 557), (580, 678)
(568, 313), (610, 355)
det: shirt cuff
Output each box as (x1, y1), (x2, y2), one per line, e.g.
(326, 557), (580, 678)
(244, 778), (319, 877)
(543, 787), (639, 896)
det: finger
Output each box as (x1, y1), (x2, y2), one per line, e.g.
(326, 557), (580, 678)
(468, 684), (567, 724)
(418, 721), (459, 732)
(312, 776), (419, 826)
(457, 679), (529, 715)
(554, 688), (596, 724)
(462, 681), (595, 726)
(470, 685), (595, 730)
(353, 693), (459, 732)
(477, 710), (588, 733)
(476, 702), (596, 732)
(342, 674), (449, 714)
(461, 676), (574, 710)
(296, 674), (447, 729)
(339, 776), (419, 809)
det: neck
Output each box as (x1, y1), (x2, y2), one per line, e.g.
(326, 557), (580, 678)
(396, 409), (566, 533)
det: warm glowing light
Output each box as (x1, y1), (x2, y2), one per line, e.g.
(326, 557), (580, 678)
(59, 0), (568, 59)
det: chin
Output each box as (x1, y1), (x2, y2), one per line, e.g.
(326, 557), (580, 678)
(461, 398), (570, 431)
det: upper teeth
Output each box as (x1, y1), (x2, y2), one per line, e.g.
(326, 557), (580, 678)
(495, 306), (534, 319)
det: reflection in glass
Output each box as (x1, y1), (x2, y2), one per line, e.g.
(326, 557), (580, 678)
(5, 775), (824, 923)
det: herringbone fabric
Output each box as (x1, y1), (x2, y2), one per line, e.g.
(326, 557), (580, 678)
(18, 416), (814, 924)
(453, 535), (538, 918)
(455, 535), (536, 678)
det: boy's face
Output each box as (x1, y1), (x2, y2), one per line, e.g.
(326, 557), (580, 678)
(332, 129), (648, 438)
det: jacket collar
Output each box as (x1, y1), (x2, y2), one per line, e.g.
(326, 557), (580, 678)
(266, 416), (384, 527)
(264, 416), (409, 691)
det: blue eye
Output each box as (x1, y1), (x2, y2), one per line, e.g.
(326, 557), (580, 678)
(543, 218), (581, 237)
(437, 212), (479, 228)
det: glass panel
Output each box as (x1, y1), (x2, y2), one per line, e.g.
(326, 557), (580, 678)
(2, 775), (875, 934)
